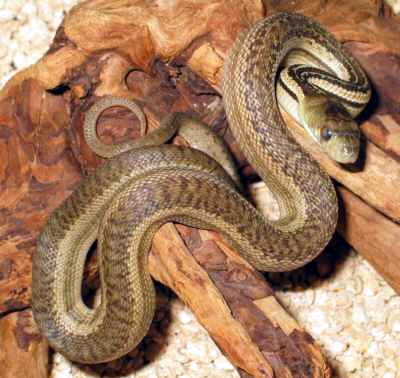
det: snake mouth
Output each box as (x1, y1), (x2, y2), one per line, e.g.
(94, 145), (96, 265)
(334, 152), (358, 164)
(327, 139), (360, 164)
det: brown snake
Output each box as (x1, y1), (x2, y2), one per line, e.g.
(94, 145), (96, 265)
(32, 13), (370, 363)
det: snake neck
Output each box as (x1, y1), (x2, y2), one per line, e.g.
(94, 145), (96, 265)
(222, 12), (338, 234)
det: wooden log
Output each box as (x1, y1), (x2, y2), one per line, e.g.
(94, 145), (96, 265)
(350, 44), (400, 163)
(361, 116), (400, 163)
(0, 80), (81, 314)
(0, 309), (48, 378)
(337, 186), (400, 294)
(150, 223), (331, 377)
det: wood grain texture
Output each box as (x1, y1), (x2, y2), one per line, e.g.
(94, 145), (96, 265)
(0, 80), (81, 313)
(150, 223), (331, 377)
(0, 309), (48, 378)
(337, 186), (400, 294)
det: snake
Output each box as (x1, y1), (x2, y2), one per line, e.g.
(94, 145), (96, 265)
(31, 12), (370, 364)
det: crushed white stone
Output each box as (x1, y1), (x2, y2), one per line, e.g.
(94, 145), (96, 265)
(177, 308), (193, 324)
(1, 1), (399, 377)
(385, 0), (400, 14)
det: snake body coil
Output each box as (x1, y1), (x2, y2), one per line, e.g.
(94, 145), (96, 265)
(32, 13), (370, 363)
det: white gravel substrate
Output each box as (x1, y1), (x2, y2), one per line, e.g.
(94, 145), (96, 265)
(1, 1), (399, 377)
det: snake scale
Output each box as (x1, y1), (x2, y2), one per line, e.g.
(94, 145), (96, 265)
(32, 12), (370, 363)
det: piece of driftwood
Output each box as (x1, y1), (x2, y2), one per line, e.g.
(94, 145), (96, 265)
(0, 0), (400, 376)
(0, 309), (48, 378)
(337, 186), (400, 294)
(0, 80), (81, 314)
(151, 224), (331, 377)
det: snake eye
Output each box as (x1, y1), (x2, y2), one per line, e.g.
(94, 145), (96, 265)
(321, 127), (333, 141)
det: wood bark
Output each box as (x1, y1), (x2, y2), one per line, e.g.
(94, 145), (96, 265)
(0, 0), (399, 376)
(337, 186), (400, 294)
(151, 224), (331, 377)
(0, 309), (48, 378)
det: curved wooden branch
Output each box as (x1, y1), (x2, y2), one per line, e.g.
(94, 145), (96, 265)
(151, 224), (330, 377)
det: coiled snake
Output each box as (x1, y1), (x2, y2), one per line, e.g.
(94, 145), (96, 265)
(32, 13), (370, 363)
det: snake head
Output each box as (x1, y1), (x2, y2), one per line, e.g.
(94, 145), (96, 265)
(299, 95), (360, 164)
